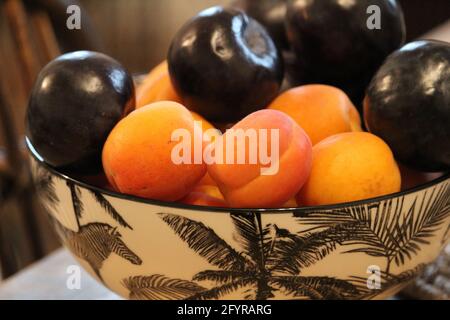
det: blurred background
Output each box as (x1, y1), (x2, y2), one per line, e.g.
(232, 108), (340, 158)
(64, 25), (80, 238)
(0, 0), (449, 281)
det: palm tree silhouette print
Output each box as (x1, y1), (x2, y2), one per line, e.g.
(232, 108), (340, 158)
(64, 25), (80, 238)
(36, 175), (142, 282)
(51, 217), (142, 281)
(34, 164), (449, 299)
(442, 224), (450, 245)
(33, 166), (133, 230)
(294, 182), (450, 295)
(67, 181), (133, 230)
(123, 212), (360, 300)
(62, 181), (141, 281)
(33, 165), (58, 211)
(123, 274), (207, 300)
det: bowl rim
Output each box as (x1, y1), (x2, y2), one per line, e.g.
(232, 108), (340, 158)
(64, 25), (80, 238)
(26, 137), (450, 214)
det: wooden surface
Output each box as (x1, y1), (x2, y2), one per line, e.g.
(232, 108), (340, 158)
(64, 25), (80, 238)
(0, 249), (121, 300)
(80, 0), (232, 74)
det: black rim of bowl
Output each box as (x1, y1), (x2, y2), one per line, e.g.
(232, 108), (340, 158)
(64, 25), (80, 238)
(26, 137), (450, 214)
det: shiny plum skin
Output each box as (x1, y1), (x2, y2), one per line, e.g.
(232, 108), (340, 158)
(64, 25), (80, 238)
(233, 0), (290, 51)
(27, 51), (135, 174)
(168, 6), (284, 123)
(364, 40), (450, 172)
(286, 0), (406, 107)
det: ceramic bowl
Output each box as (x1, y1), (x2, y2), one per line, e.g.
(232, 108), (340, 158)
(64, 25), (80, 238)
(27, 139), (450, 300)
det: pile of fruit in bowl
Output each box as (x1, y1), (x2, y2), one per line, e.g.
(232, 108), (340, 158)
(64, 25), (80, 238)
(26, 1), (449, 300)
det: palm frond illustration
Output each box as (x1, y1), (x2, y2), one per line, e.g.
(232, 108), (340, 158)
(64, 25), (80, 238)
(33, 166), (58, 211)
(294, 183), (450, 274)
(148, 212), (360, 300)
(391, 184), (450, 267)
(48, 181), (140, 281)
(442, 224), (450, 245)
(68, 181), (84, 226)
(267, 220), (364, 275)
(269, 276), (359, 300)
(350, 264), (426, 299)
(90, 190), (133, 229)
(50, 215), (142, 281)
(67, 181), (132, 230)
(159, 212), (251, 272)
(123, 275), (206, 300)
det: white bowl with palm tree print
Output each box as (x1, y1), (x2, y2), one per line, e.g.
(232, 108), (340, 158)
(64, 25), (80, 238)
(28, 139), (450, 300)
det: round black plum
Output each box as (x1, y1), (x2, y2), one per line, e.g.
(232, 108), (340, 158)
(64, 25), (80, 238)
(364, 40), (450, 172)
(286, 0), (406, 108)
(168, 6), (284, 123)
(232, 0), (290, 51)
(27, 51), (135, 174)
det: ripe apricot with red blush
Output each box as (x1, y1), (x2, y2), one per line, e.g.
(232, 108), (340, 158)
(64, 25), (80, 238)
(181, 185), (227, 207)
(208, 109), (312, 208)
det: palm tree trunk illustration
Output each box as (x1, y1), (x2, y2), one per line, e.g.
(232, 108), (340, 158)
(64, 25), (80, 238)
(254, 213), (274, 300)
(256, 213), (265, 270)
(68, 182), (81, 230)
(256, 275), (274, 300)
(385, 257), (392, 276)
(155, 212), (362, 300)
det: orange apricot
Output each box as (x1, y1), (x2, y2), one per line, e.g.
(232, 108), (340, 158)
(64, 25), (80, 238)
(136, 61), (168, 99)
(268, 84), (362, 145)
(208, 109), (312, 208)
(191, 111), (215, 132)
(181, 193), (227, 207)
(102, 101), (206, 201)
(192, 111), (222, 149)
(283, 198), (298, 208)
(297, 132), (401, 206)
(193, 185), (225, 200)
(181, 185), (227, 207)
(136, 61), (182, 108)
(197, 172), (218, 187)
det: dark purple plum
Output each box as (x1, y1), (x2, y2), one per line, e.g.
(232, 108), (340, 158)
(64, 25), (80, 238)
(168, 6), (284, 123)
(27, 51), (135, 174)
(286, 0), (406, 108)
(364, 40), (450, 172)
(232, 0), (289, 51)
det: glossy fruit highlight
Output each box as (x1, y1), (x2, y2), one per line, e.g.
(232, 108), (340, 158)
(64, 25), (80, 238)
(233, 0), (289, 50)
(285, 0), (406, 107)
(27, 51), (135, 173)
(364, 40), (450, 172)
(168, 6), (284, 123)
